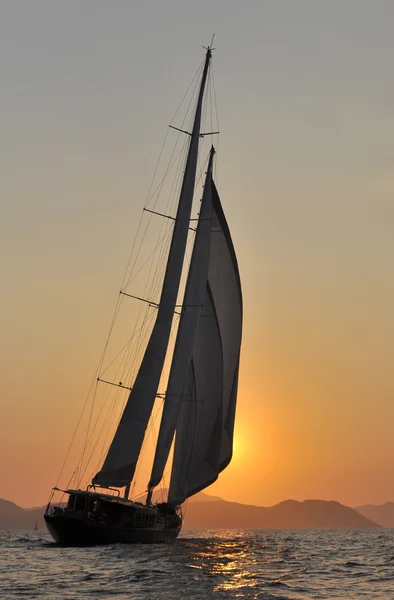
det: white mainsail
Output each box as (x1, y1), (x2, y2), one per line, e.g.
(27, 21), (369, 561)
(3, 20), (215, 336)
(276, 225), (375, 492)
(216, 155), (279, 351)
(93, 49), (212, 489)
(168, 182), (243, 505)
(147, 148), (216, 496)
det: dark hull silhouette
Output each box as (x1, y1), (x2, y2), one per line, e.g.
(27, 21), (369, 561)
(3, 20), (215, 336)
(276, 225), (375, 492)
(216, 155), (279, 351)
(44, 489), (181, 546)
(44, 514), (180, 545)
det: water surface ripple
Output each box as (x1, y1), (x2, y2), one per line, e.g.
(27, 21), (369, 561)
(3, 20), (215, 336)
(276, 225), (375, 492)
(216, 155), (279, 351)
(1, 529), (393, 599)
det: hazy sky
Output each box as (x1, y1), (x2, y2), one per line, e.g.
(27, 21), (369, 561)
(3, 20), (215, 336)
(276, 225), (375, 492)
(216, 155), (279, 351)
(1, 0), (394, 508)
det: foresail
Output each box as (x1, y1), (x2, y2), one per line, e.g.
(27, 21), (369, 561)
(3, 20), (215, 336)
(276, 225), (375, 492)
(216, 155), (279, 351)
(168, 182), (243, 505)
(210, 182), (243, 473)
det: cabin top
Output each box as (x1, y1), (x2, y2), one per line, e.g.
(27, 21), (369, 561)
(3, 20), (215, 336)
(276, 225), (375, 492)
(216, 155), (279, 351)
(63, 488), (149, 510)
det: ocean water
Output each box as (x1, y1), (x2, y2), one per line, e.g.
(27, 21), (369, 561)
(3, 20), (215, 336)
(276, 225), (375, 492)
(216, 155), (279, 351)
(0, 529), (393, 599)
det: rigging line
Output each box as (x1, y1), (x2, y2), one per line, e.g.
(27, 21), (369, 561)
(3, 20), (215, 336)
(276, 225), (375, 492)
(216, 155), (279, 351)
(145, 180), (181, 306)
(123, 138), (187, 293)
(130, 489), (148, 501)
(123, 58), (204, 303)
(116, 310), (160, 425)
(143, 137), (188, 211)
(99, 227), (173, 386)
(64, 467), (78, 494)
(122, 220), (174, 294)
(146, 158), (184, 306)
(55, 281), (128, 488)
(80, 389), (123, 485)
(202, 68), (209, 137)
(82, 390), (122, 485)
(84, 307), (157, 470)
(211, 63), (220, 183)
(141, 143), (186, 318)
(126, 228), (173, 377)
(99, 317), (151, 390)
(78, 374), (107, 486)
(143, 60), (202, 211)
(141, 128), (170, 214)
(195, 149), (210, 188)
(123, 228), (172, 300)
(92, 335), (139, 447)
(99, 308), (156, 379)
(54, 360), (102, 489)
(209, 63), (214, 146)
(132, 243), (184, 404)
(194, 81), (211, 193)
(164, 137), (189, 221)
(157, 309), (181, 396)
(78, 380), (100, 487)
(120, 72), (184, 288)
(118, 210), (147, 295)
(119, 306), (152, 381)
(122, 60), (203, 286)
(153, 140), (203, 324)
(145, 196), (177, 303)
(169, 58), (205, 127)
(80, 373), (127, 476)
(149, 222), (194, 358)
(120, 307), (153, 397)
(87, 344), (139, 480)
(123, 66), (197, 294)
(61, 282), (130, 487)
(122, 304), (155, 376)
(152, 107), (190, 231)
(79, 399), (116, 485)
(94, 392), (125, 469)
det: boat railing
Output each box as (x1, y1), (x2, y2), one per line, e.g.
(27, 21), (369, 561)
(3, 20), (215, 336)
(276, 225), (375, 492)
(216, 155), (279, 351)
(87, 484), (120, 497)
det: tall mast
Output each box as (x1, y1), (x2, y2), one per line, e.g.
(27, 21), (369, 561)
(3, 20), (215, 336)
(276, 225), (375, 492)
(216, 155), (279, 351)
(93, 48), (212, 494)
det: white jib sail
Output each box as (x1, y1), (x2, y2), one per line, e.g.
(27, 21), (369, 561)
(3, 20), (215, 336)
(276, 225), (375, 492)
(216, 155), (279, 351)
(168, 181), (243, 505)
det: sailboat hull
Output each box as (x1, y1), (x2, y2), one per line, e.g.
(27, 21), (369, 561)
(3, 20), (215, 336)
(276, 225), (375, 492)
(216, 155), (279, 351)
(44, 490), (181, 546)
(44, 514), (180, 545)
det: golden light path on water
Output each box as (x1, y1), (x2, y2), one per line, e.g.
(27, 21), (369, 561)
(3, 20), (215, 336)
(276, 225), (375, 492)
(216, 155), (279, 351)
(188, 539), (265, 594)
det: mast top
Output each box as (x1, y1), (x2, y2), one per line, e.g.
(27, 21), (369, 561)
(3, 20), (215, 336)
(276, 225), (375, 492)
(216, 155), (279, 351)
(203, 34), (215, 55)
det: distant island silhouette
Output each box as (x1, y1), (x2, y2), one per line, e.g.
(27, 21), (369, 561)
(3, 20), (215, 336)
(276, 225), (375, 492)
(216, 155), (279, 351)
(356, 502), (394, 528)
(1, 491), (387, 530)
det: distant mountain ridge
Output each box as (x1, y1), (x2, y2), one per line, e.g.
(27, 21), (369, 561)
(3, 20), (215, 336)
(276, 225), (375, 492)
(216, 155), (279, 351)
(355, 502), (394, 528)
(0, 493), (380, 530)
(0, 499), (45, 530)
(182, 498), (378, 529)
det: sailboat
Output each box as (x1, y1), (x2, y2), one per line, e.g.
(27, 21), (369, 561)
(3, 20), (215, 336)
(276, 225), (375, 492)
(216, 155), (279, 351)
(44, 45), (242, 545)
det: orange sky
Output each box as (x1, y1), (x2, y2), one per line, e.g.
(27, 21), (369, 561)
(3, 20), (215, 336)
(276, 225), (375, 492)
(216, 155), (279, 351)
(1, 1), (394, 509)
